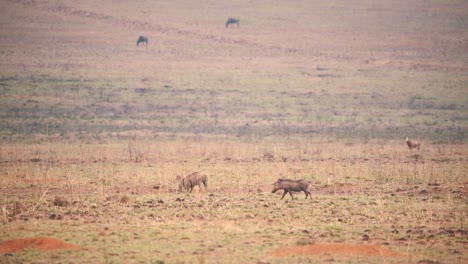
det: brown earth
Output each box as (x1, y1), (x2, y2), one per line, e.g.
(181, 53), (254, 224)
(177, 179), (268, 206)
(0, 237), (80, 253)
(316, 183), (363, 195)
(270, 243), (402, 257)
(0, 0), (466, 262)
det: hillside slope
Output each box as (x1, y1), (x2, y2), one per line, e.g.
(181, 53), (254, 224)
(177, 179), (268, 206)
(0, 0), (467, 142)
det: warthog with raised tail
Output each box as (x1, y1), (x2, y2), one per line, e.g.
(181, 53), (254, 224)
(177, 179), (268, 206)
(178, 171), (208, 193)
(272, 178), (312, 200)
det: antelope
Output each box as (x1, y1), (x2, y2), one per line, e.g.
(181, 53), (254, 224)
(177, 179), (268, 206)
(137, 36), (148, 47)
(225, 18), (240, 28)
(406, 136), (421, 150)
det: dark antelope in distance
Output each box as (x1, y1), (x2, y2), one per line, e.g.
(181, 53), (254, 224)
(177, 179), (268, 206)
(272, 178), (312, 200)
(178, 171), (208, 193)
(225, 18), (239, 28)
(406, 136), (421, 150)
(136, 36), (148, 47)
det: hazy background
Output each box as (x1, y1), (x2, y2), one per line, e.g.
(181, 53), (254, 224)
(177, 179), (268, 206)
(1, 0), (467, 143)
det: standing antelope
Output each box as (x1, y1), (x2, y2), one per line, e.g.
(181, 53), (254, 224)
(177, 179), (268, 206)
(225, 18), (240, 28)
(406, 136), (421, 150)
(137, 36), (148, 47)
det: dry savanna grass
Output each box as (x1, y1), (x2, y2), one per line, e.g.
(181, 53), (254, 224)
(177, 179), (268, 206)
(0, 141), (467, 263)
(0, 0), (467, 142)
(0, 0), (467, 263)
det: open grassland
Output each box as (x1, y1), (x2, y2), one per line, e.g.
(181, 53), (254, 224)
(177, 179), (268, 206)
(0, 0), (467, 263)
(0, 0), (467, 143)
(0, 141), (467, 263)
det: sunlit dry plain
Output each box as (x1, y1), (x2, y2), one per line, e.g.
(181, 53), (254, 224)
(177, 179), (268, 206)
(0, 0), (467, 263)
(1, 141), (467, 263)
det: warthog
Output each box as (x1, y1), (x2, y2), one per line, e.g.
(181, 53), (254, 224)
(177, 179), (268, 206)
(178, 172), (208, 193)
(272, 178), (312, 200)
(137, 35), (148, 47)
(225, 17), (239, 28)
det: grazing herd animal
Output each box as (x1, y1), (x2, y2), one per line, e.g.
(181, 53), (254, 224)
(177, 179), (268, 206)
(225, 17), (240, 28)
(136, 35), (148, 47)
(135, 17), (239, 48)
(406, 136), (421, 151)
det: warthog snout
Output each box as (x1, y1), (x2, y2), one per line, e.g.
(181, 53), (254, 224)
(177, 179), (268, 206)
(272, 183), (280, 193)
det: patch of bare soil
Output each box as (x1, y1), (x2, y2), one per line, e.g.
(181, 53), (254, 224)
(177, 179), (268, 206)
(316, 183), (364, 195)
(0, 237), (80, 253)
(386, 183), (467, 197)
(270, 243), (402, 258)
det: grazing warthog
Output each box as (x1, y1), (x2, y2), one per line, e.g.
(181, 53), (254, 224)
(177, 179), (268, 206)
(272, 178), (312, 200)
(137, 35), (148, 47)
(178, 172), (208, 193)
(225, 18), (239, 28)
(405, 136), (421, 151)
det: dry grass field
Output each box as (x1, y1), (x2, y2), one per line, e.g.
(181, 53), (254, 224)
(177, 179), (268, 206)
(0, 141), (467, 263)
(1, 0), (467, 142)
(0, 0), (467, 263)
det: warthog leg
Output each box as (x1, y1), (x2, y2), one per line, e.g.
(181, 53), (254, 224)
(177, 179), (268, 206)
(281, 191), (294, 200)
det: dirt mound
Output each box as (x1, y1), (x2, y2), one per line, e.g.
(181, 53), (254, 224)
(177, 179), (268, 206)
(0, 237), (80, 253)
(270, 243), (401, 257)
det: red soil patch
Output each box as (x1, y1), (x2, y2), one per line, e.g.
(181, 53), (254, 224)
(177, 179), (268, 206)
(270, 243), (401, 258)
(0, 237), (80, 253)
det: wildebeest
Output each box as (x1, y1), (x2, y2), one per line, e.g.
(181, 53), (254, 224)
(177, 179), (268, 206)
(178, 171), (208, 193)
(137, 36), (148, 47)
(272, 178), (312, 200)
(225, 18), (239, 28)
(405, 136), (421, 150)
